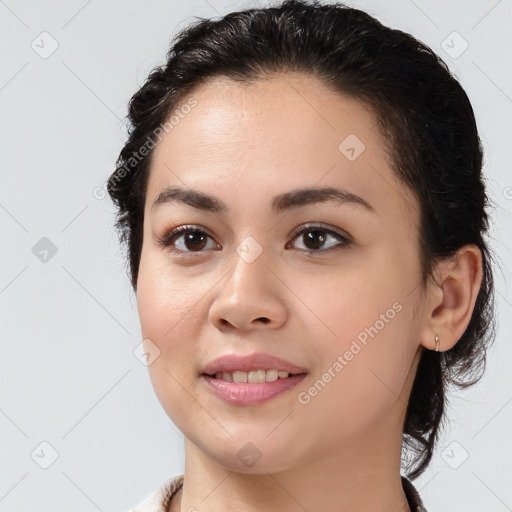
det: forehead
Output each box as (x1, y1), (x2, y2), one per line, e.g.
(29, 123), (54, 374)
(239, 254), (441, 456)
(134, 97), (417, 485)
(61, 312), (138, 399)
(146, 72), (418, 223)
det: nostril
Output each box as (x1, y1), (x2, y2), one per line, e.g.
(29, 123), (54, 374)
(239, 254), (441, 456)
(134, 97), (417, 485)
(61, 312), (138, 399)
(257, 317), (270, 323)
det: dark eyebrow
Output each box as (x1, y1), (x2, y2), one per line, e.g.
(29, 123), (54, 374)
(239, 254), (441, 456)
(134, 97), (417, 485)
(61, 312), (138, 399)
(151, 185), (376, 214)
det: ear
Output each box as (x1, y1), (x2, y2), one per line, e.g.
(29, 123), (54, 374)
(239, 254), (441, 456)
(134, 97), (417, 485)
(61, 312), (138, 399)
(419, 244), (483, 352)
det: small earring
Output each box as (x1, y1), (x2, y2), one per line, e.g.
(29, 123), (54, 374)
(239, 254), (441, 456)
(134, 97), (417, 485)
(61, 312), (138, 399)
(434, 333), (440, 352)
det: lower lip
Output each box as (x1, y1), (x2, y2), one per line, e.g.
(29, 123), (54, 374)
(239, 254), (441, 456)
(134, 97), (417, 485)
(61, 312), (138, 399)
(201, 373), (307, 406)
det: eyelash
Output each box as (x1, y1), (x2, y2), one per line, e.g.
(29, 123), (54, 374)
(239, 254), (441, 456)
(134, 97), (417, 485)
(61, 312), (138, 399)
(156, 223), (352, 257)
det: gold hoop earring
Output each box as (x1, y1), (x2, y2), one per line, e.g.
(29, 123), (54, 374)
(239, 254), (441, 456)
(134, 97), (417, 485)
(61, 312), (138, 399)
(434, 333), (440, 352)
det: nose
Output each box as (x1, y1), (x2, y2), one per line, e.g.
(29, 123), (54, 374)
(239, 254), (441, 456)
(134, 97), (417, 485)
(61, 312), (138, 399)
(208, 248), (288, 332)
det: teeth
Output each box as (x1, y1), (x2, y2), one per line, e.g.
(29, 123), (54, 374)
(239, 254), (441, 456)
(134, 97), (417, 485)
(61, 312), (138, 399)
(213, 369), (292, 383)
(233, 371), (247, 383)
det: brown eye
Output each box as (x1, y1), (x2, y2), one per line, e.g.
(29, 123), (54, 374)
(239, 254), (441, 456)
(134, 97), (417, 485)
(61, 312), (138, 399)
(158, 225), (219, 254)
(301, 229), (327, 250)
(288, 224), (351, 253)
(181, 230), (208, 251)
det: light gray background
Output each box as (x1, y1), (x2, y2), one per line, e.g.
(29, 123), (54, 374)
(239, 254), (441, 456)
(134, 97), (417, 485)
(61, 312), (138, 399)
(1, 0), (511, 510)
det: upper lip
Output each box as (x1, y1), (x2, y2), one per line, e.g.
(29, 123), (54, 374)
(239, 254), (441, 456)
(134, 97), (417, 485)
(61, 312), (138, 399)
(201, 352), (308, 376)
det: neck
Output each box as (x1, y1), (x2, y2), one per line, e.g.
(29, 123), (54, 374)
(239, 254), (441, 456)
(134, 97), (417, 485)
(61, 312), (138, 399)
(177, 421), (411, 512)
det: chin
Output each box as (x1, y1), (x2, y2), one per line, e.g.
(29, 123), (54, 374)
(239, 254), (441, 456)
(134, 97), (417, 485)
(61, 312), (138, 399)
(198, 435), (298, 474)
(215, 453), (297, 475)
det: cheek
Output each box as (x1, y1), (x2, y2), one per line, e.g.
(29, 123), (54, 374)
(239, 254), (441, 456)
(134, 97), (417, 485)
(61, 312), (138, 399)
(136, 249), (200, 339)
(301, 323), (415, 442)
(136, 252), (202, 384)
(136, 257), (208, 428)
(296, 266), (418, 432)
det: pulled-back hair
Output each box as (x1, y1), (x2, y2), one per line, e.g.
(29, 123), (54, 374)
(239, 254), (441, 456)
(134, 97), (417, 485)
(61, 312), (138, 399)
(107, 0), (497, 480)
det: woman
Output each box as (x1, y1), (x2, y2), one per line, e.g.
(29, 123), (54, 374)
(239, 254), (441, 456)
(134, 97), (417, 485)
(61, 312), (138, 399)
(108, 1), (497, 510)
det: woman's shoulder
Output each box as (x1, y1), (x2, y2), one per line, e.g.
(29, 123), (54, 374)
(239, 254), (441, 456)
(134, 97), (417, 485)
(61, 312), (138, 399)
(128, 474), (184, 512)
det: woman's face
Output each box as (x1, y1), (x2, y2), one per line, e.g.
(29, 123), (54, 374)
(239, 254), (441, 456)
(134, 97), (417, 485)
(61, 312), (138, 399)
(137, 73), (428, 472)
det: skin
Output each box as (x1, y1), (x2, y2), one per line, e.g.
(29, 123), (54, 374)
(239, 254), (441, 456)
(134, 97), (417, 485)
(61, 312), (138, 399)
(136, 72), (483, 512)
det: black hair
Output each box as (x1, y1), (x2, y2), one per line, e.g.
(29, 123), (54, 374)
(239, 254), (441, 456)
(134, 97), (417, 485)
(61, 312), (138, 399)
(107, 0), (497, 480)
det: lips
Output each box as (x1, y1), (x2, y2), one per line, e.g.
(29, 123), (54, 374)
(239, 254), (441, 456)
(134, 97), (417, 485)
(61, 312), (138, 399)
(200, 352), (308, 377)
(202, 373), (308, 405)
